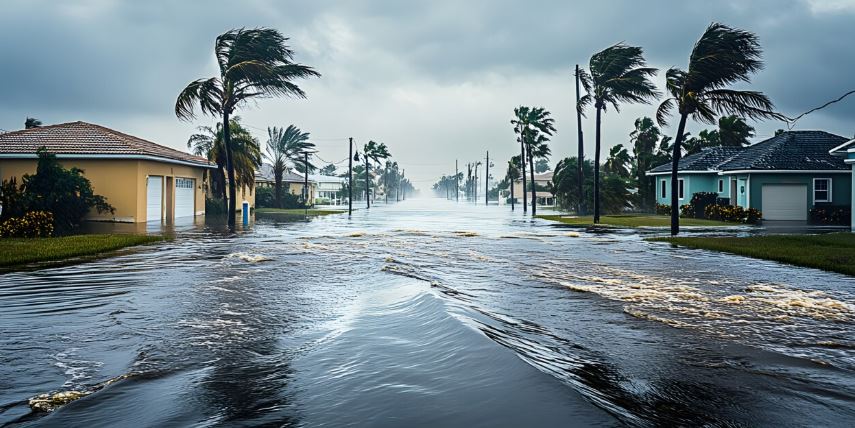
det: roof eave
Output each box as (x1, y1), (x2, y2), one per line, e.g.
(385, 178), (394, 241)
(0, 153), (216, 169)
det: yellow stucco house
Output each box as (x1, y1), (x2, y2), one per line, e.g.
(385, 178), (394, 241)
(0, 121), (216, 223)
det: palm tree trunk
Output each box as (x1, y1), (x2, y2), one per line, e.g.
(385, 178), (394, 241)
(528, 145), (537, 216)
(365, 157), (370, 208)
(575, 64), (585, 216)
(384, 165), (388, 204)
(274, 173), (282, 209)
(593, 106), (602, 224)
(216, 163), (227, 212)
(670, 113), (689, 236)
(519, 127), (528, 213)
(223, 111), (236, 228)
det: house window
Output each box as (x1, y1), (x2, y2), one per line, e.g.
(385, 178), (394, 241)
(660, 180), (666, 199)
(718, 179), (724, 193)
(678, 178), (685, 200)
(814, 178), (831, 203)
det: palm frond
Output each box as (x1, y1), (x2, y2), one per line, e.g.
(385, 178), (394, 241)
(175, 77), (222, 121)
(656, 98), (675, 127)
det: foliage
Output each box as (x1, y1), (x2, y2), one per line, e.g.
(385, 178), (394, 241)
(687, 192), (718, 218)
(0, 211), (54, 238)
(318, 164), (337, 176)
(604, 144), (631, 178)
(254, 187), (275, 208)
(188, 117), (261, 198)
(538, 214), (731, 228)
(0, 149), (114, 234)
(205, 197), (228, 217)
(630, 117), (671, 211)
(679, 204), (694, 218)
(24, 117), (42, 129)
(552, 157), (631, 214)
(683, 116), (755, 155)
(0, 234), (164, 269)
(534, 158), (550, 173)
(809, 206), (851, 225)
(656, 22), (783, 235)
(655, 204), (671, 216)
(265, 124), (314, 208)
(704, 204), (762, 224)
(512, 106), (556, 214)
(175, 27), (319, 226)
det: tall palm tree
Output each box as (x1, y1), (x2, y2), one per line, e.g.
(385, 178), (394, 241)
(578, 43), (659, 223)
(265, 125), (314, 208)
(604, 144), (632, 178)
(188, 118), (261, 212)
(360, 141), (390, 208)
(24, 117), (42, 129)
(506, 156), (521, 211)
(527, 134), (552, 215)
(511, 107), (530, 213)
(656, 23), (783, 235)
(175, 28), (319, 228)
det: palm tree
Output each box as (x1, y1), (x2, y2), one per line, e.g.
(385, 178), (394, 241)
(630, 117), (662, 211)
(513, 106), (555, 215)
(360, 141), (390, 208)
(175, 28), (319, 228)
(656, 23), (783, 235)
(265, 125), (314, 208)
(24, 117), (42, 129)
(604, 144), (631, 178)
(578, 43), (659, 223)
(717, 115), (755, 147)
(506, 156), (521, 210)
(188, 118), (261, 212)
(511, 107), (530, 213)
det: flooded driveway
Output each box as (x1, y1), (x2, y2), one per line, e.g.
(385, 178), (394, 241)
(1, 199), (853, 426)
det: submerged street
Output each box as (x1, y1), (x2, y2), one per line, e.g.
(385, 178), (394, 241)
(1, 199), (854, 427)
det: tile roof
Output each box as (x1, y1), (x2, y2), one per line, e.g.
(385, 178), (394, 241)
(719, 130), (849, 171)
(0, 121), (213, 167)
(649, 146), (743, 174)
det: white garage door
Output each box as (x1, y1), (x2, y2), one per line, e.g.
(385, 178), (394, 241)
(761, 184), (807, 221)
(146, 176), (163, 223)
(175, 178), (196, 218)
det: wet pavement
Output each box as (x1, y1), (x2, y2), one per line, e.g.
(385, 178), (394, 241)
(1, 199), (853, 427)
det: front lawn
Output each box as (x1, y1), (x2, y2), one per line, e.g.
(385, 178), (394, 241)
(651, 233), (855, 276)
(537, 214), (735, 228)
(0, 234), (165, 269)
(255, 208), (345, 216)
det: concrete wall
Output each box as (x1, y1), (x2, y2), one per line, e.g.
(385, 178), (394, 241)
(0, 158), (209, 223)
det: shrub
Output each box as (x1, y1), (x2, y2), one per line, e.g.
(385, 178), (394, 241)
(689, 192), (718, 219)
(1, 148), (113, 234)
(0, 211), (55, 237)
(655, 203), (671, 216)
(205, 197), (228, 217)
(810, 206), (851, 225)
(255, 187), (275, 208)
(705, 204), (762, 224)
(679, 204), (693, 218)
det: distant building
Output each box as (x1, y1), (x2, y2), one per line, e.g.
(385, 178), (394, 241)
(506, 171), (554, 206)
(256, 164), (317, 203)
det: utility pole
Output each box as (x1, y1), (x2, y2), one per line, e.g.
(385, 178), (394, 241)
(575, 64), (585, 215)
(384, 162), (389, 205)
(455, 160), (459, 202)
(348, 137), (353, 216)
(485, 151), (489, 206)
(365, 150), (371, 209)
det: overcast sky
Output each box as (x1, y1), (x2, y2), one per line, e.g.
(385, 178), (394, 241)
(1, 0), (854, 189)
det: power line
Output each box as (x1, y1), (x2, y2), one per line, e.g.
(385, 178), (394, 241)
(785, 89), (855, 130)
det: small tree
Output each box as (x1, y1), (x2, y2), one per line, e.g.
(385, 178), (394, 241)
(2, 148), (113, 234)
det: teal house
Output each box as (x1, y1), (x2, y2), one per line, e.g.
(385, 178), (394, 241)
(828, 137), (855, 229)
(648, 131), (852, 222)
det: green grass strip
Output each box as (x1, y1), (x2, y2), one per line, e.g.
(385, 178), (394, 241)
(0, 234), (165, 269)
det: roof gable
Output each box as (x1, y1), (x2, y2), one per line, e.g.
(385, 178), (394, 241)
(0, 121), (213, 168)
(648, 146), (743, 174)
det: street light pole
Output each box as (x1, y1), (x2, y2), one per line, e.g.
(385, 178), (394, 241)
(348, 137), (353, 216)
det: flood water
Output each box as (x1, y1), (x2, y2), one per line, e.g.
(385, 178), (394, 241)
(1, 199), (854, 427)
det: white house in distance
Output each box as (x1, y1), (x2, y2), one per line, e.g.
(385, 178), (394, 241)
(504, 171), (554, 206)
(308, 174), (346, 205)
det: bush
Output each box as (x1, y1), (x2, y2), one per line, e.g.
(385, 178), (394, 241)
(255, 187), (275, 208)
(655, 203), (671, 216)
(205, 197), (228, 217)
(0, 211), (55, 237)
(705, 204), (762, 224)
(1, 148), (113, 234)
(679, 204), (693, 218)
(810, 206), (851, 225)
(688, 192), (718, 219)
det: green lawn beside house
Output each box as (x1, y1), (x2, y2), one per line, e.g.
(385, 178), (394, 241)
(255, 208), (345, 216)
(537, 214), (734, 228)
(0, 234), (165, 269)
(651, 233), (855, 276)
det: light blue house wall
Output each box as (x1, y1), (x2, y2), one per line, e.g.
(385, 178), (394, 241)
(654, 173), (724, 205)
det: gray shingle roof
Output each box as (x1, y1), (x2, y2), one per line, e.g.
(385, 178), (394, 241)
(648, 146), (743, 174)
(719, 130), (849, 171)
(0, 121), (213, 167)
(256, 164), (314, 183)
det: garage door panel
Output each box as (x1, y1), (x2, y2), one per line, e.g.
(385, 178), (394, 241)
(175, 178), (195, 218)
(146, 176), (162, 223)
(762, 184), (806, 221)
